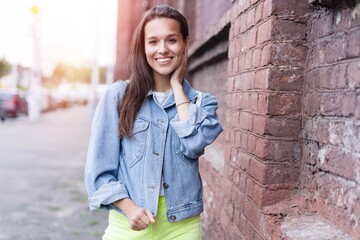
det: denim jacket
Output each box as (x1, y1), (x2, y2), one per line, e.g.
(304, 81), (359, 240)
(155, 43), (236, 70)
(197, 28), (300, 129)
(84, 79), (223, 222)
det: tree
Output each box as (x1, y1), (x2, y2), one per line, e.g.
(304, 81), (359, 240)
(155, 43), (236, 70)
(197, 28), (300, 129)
(0, 58), (11, 78)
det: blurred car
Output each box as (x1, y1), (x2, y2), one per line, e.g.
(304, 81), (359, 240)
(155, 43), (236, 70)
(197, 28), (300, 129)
(0, 89), (28, 118)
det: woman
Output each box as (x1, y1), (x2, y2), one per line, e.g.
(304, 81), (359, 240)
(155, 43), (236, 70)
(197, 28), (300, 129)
(84, 4), (223, 240)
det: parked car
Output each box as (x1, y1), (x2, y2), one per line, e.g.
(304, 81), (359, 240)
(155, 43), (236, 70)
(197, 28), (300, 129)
(0, 89), (28, 118)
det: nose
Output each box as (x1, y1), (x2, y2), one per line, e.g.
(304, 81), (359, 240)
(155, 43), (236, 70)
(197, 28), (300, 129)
(158, 41), (169, 54)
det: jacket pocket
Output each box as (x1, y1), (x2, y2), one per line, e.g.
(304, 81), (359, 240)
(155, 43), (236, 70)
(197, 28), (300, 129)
(126, 119), (149, 168)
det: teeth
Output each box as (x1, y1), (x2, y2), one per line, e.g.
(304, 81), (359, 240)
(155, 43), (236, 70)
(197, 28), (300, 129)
(157, 58), (171, 63)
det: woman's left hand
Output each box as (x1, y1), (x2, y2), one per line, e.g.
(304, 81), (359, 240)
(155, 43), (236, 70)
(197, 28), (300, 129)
(170, 52), (187, 88)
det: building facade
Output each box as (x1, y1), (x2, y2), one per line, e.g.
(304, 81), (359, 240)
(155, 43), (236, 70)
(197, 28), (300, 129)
(115, 0), (360, 239)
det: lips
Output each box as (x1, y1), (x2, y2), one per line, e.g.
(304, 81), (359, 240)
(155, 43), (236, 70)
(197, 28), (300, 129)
(155, 57), (173, 64)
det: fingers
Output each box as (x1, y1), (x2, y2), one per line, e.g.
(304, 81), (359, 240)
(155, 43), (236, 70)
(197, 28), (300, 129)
(128, 208), (154, 231)
(145, 209), (156, 224)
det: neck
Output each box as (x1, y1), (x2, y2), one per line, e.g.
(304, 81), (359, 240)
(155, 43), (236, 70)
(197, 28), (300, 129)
(153, 74), (171, 92)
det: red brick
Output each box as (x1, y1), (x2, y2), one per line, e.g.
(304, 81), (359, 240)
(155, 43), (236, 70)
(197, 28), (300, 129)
(228, 57), (233, 75)
(227, 200), (235, 220)
(324, 36), (346, 64)
(241, 71), (254, 90)
(268, 44), (307, 66)
(252, 182), (264, 206)
(237, 212), (248, 237)
(318, 145), (357, 181)
(245, 177), (255, 198)
(257, 92), (268, 114)
(238, 0), (251, 15)
(309, 9), (333, 41)
(257, 19), (272, 44)
(271, 0), (309, 18)
(268, 140), (301, 162)
(229, 41), (236, 59)
(261, 187), (296, 206)
(348, 61), (360, 90)
(268, 67), (304, 91)
(267, 93), (301, 116)
(244, 198), (261, 231)
(233, 17), (240, 37)
(242, 28), (257, 51)
(226, 86), (234, 99)
(318, 64), (347, 90)
(260, 44), (271, 66)
(249, 157), (266, 183)
(264, 117), (301, 138)
(245, 51), (252, 69)
(346, 29), (360, 58)
(247, 134), (257, 153)
(252, 48), (262, 68)
(320, 92), (356, 117)
(236, 36), (243, 55)
(250, 92), (258, 112)
(254, 1), (263, 24)
(254, 68), (268, 89)
(262, 0), (272, 19)
(239, 54), (246, 72)
(240, 131), (248, 150)
(265, 162), (300, 185)
(235, 130), (242, 147)
(233, 56), (239, 74)
(238, 150), (251, 172)
(241, 92), (251, 109)
(239, 14), (247, 34)
(239, 111), (253, 131)
(247, 7), (256, 29)
(231, 2), (239, 21)
(272, 20), (306, 41)
(253, 114), (266, 135)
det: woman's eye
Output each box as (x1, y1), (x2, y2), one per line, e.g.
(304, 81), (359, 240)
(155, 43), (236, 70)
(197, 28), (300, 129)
(148, 40), (157, 45)
(168, 39), (177, 43)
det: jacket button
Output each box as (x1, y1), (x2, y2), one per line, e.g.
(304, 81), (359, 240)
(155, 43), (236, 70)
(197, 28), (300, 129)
(169, 215), (176, 221)
(163, 182), (169, 189)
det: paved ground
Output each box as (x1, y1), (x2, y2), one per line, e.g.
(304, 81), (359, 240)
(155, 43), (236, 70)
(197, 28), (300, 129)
(0, 106), (108, 240)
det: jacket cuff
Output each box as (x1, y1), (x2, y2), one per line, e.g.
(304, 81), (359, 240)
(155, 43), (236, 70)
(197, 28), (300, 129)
(88, 181), (129, 210)
(170, 104), (208, 138)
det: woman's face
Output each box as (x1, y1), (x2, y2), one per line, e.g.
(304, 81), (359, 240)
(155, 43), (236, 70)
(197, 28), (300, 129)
(144, 17), (189, 80)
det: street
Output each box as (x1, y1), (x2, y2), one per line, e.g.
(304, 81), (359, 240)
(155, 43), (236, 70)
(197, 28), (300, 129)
(0, 106), (108, 240)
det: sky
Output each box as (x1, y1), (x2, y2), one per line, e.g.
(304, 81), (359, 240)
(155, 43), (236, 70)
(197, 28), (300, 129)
(0, 0), (118, 76)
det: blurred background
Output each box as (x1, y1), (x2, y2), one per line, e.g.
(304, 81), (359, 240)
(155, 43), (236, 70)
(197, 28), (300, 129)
(0, 0), (117, 121)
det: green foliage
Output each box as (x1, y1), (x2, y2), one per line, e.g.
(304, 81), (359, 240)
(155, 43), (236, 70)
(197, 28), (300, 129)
(0, 58), (11, 78)
(51, 63), (108, 84)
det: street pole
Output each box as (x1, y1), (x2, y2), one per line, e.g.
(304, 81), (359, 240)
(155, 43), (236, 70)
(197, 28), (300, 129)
(28, 4), (41, 121)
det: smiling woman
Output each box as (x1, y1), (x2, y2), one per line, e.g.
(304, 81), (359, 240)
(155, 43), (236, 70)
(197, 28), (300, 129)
(84, 4), (223, 240)
(144, 18), (189, 84)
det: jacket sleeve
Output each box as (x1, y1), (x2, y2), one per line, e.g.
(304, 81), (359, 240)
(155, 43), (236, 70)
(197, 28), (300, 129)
(84, 82), (129, 210)
(170, 92), (223, 159)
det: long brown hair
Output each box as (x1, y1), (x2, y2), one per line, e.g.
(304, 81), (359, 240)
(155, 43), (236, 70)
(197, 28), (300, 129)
(118, 4), (189, 137)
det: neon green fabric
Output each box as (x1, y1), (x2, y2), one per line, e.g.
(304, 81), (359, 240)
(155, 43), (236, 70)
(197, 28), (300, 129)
(102, 196), (202, 240)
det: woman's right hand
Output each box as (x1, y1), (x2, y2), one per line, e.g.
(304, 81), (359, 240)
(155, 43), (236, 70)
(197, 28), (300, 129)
(114, 198), (155, 231)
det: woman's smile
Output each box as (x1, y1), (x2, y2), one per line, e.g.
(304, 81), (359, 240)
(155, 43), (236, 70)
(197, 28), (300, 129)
(144, 17), (188, 80)
(155, 57), (173, 65)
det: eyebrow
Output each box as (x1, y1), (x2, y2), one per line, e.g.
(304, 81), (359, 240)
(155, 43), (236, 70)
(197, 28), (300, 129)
(146, 34), (179, 40)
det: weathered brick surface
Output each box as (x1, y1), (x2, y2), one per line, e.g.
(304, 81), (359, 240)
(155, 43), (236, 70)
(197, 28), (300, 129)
(301, 1), (360, 238)
(116, 0), (359, 239)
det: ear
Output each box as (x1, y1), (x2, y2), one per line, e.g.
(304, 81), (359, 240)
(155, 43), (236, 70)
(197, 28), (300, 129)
(184, 36), (190, 51)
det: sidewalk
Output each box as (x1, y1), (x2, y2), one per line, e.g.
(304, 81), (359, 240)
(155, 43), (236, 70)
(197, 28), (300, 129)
(0, 106), (108, 240)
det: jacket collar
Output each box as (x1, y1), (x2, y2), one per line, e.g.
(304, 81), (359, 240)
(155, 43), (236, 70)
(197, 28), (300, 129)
(148, 79), (198, 109)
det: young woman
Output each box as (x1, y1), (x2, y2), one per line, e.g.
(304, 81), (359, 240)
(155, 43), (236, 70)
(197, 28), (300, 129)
(84, 4), (223, 240)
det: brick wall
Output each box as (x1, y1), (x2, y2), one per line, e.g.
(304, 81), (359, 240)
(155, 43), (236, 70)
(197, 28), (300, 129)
(115, 0), (360, 238)
(302, 1), (360, 238)
(114, 0), (143, 80)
